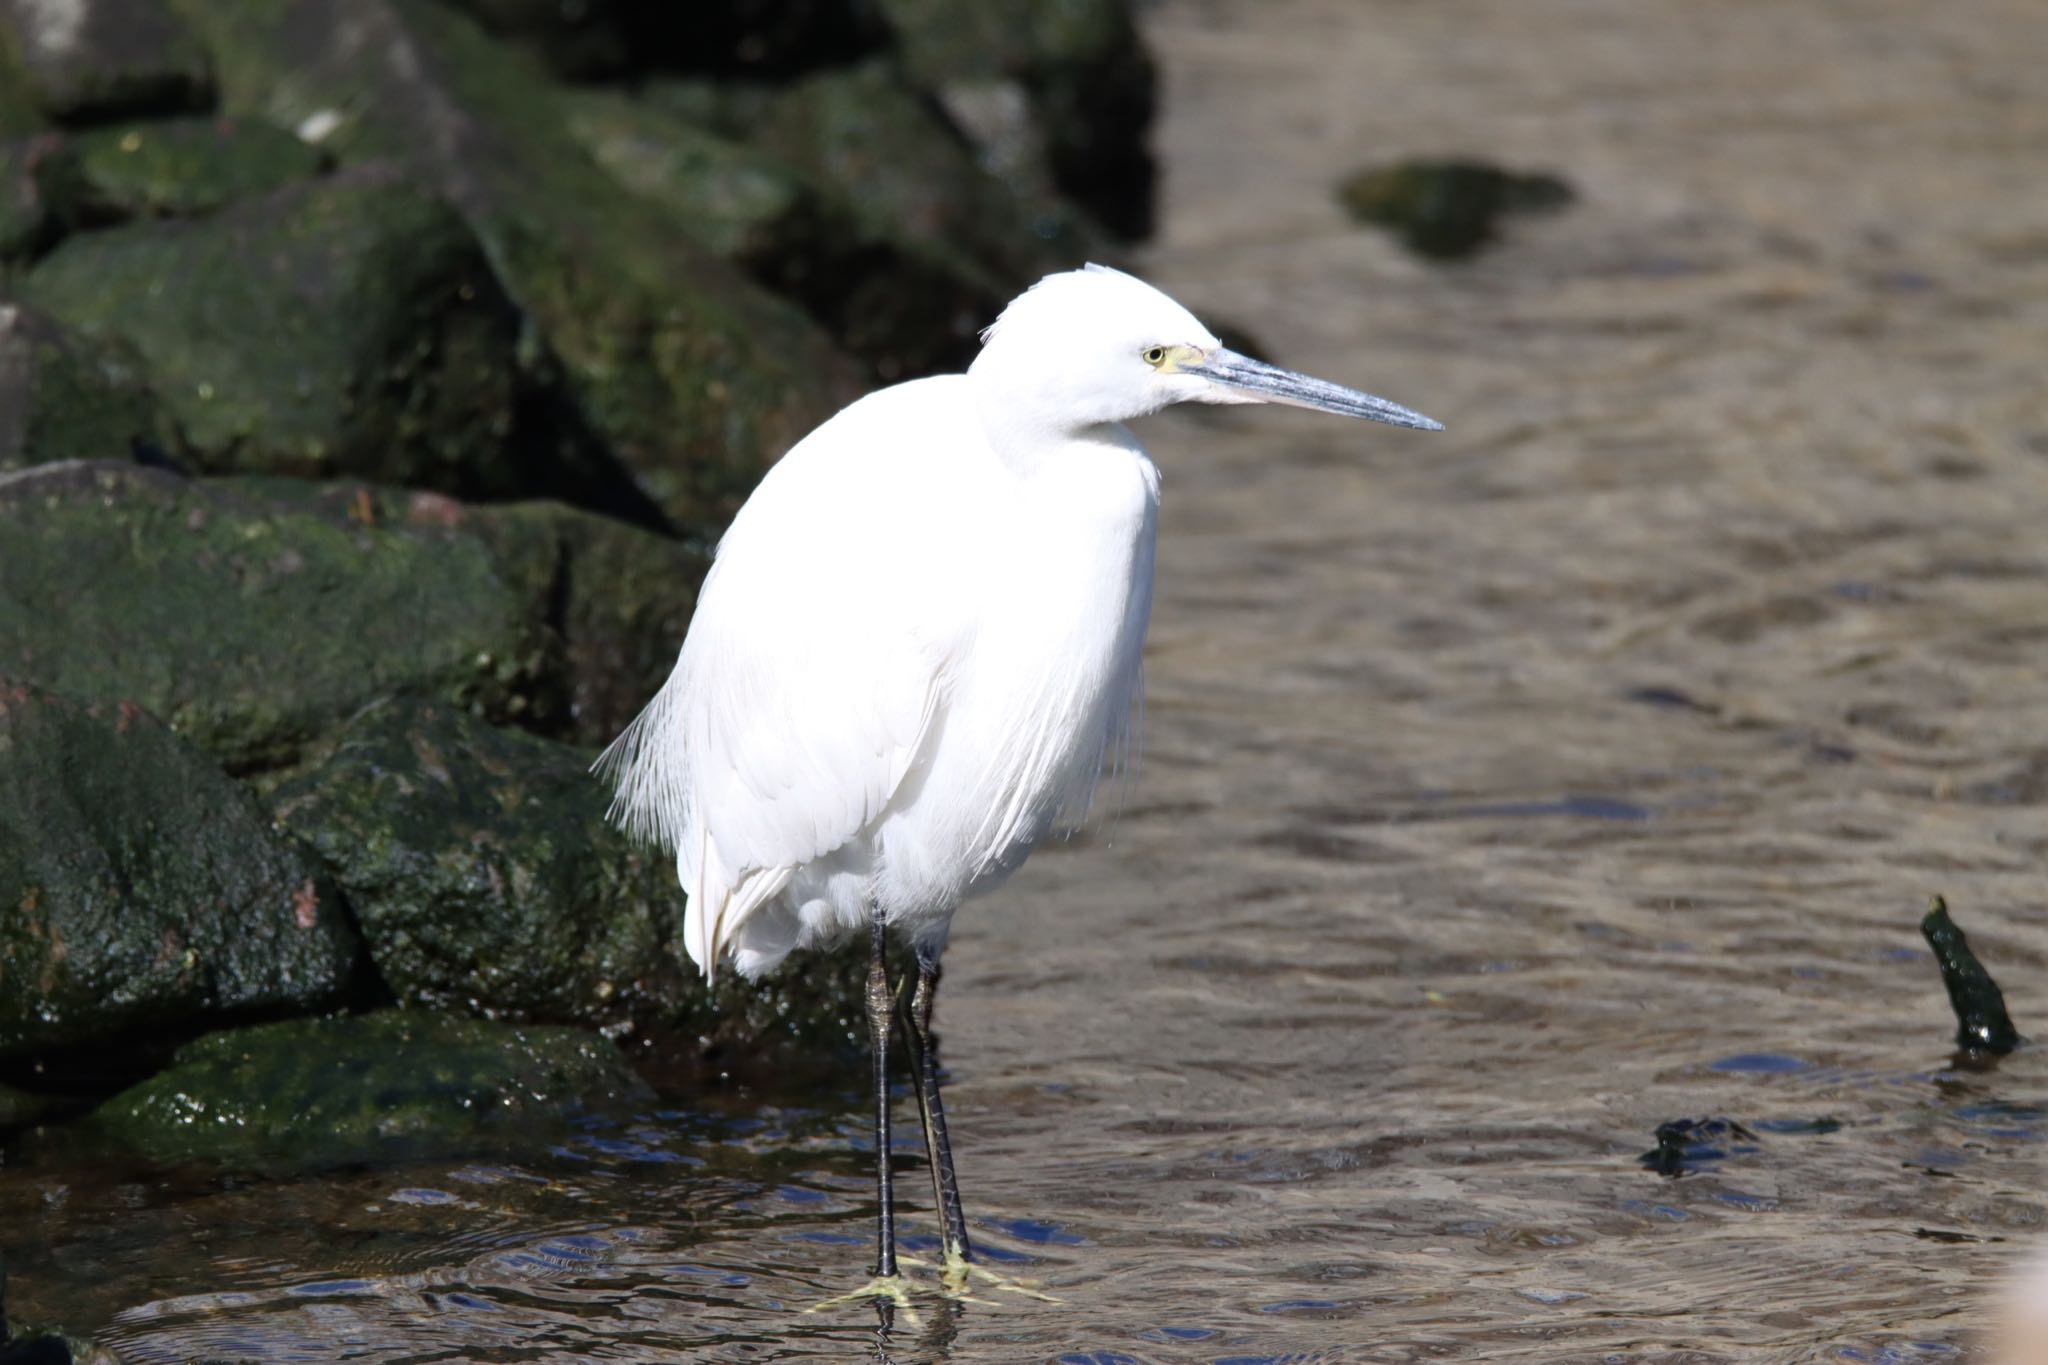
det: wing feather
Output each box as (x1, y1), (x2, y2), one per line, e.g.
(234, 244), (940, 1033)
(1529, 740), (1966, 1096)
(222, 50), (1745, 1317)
(596, 380), (970, 980)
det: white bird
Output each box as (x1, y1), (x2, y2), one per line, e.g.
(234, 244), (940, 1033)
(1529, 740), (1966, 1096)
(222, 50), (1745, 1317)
(598, 264), (1439, 1301)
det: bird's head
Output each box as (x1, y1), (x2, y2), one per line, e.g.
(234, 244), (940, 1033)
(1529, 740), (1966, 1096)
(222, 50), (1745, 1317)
(968, 264), (1442, 438)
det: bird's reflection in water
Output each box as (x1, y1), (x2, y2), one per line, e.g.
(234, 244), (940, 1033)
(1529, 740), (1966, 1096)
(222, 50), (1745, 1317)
(868, 1288), (964, 1364)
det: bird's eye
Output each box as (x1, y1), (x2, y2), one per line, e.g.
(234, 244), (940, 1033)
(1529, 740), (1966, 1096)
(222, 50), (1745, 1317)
(1142, 346), (1167, 366)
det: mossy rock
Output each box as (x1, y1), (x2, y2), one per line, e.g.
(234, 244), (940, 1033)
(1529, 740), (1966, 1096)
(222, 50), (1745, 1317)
(0, 462), (557, 770)
(0, 0), (214, 124)
(90, 1010), (654, 1167)
(214, 478), (705, 749)
(877, 0), (1157, 238)
(19, 164), (531, 494)
(563, 87), (1005, 379)
(268, 699), (691, 1023)
(166, 0), (859, 541)
(0, 681), (359, 1060)
(64, 116), (327, 223)
(665, 58), (1084, 300)
(0, 302), (171, 471)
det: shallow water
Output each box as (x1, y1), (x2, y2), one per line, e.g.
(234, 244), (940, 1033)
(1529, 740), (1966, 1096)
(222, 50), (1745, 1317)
(8, 0), (2048, 1359)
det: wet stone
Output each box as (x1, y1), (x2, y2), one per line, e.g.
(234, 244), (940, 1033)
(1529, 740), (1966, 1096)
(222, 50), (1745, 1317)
(89, 1011), (654, 1168)
(265, 698), (872, 1067)
(266, 699), (694, 1024)
(1639, 1116), (1759, 1178)
(877, 0), (1159, 237)
(563, 88), (1007, 379)
(0, 302), (169, 471)
(0, 681), (359, 1060)
(63, 116), (327, 223)
(0, 0), (214, 123)
(0, 462), (554, 771)
(170, 0), (856, 540)
(18, 164), (527, 494)
(1337, 158), (1575, 260)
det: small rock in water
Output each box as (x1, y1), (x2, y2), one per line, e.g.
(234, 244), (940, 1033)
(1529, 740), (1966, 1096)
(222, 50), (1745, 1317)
(1921, 895), (2023, 1056)
(1640, 1116), (1757, 1178)
(1336, 158), (1574, 260)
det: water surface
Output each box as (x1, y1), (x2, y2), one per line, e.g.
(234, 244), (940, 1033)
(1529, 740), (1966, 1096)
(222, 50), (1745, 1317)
(7, 1), (2048, 1359)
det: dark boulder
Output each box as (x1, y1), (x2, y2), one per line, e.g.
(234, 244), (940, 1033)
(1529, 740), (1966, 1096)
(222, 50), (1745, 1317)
(877, 0), (1158, 239)
(562, 87), (1006, 379)
(266, 700), (869, 1071)
(0, 0), (214, 124)
(211, 479), (704, 749)
(437, 0), (889, 80)
(19, 165), (533, 495)
(267, 699), (692, 1024)
(168, 0), (859, 540)
(0, 303), (170, 471)
(0, 681), (359, 1060)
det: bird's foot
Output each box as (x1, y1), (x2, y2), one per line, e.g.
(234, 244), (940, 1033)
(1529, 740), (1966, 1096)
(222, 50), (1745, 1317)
(898, 1251), (1061, 1303)
(802, 1274), (922, 1326)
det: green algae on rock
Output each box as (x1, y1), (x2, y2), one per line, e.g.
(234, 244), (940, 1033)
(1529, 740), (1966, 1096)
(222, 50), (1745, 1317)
(0, 681), (359, 1060)
(0, 303), (171, 471)
(91, 1010), (653, 1167)
(0, 463), (555, 771)
(62, 116), (327, 223)
(19, 165), (527, 495)
(266, 697), (871, 1066)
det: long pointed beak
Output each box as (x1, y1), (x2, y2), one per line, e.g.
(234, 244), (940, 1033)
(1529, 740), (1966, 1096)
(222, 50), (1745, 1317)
(1184, 347), (1444, 431)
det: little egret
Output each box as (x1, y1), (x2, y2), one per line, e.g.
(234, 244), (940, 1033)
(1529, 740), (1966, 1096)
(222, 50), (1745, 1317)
(598, 264), (1439, 1301)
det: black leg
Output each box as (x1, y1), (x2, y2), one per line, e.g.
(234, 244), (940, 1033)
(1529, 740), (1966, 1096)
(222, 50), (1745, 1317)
(909, 946), (972, 1267)
(865, 911), (898, 1280)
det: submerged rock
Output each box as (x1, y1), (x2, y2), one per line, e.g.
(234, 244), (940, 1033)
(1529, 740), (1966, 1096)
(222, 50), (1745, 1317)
(0, 682), (358, 1060)
(0, 0), (214, 124)
(91, 1010), (653, 1167)
(1337, 158), (1575, 260)
(62, 116), (327, 223)
(1921, 896), (2022, 1056)
(0, 463), (555, 770)
(20, 165), (531, 495)
(0, 303), (169, 471)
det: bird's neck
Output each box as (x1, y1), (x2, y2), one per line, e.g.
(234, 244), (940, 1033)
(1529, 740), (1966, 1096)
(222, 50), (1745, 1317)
(969, 369), (1137, 478)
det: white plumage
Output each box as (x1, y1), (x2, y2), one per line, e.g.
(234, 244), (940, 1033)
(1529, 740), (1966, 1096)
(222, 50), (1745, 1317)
(598, 265), (1440, 983)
